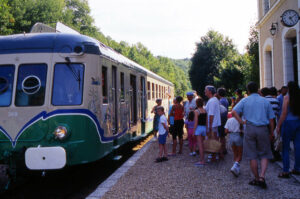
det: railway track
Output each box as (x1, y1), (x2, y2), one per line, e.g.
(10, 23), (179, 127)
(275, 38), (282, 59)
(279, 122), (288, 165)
(0, 135), (152, 199)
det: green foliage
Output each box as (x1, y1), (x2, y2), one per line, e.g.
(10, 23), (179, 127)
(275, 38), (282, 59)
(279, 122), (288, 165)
(189, 30), (239, 97)
(245, 26), (260, 86)
(0, 0), (190, 96)
(0, 0), (14, 34)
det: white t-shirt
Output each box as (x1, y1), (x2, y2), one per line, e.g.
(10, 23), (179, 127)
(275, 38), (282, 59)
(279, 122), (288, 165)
(184, 98), (196, 118)
(158, 115), (168, 135)
(205, 97), (221, 128)
(224, 118), (240, 133)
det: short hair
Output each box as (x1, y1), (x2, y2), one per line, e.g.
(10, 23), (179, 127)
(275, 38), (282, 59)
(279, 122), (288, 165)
(157, 106), (164, 112)
(269, 87), (277, 96)
(205, 85), (216, 95)
(176, 96), (183, 103)
(217, 88), (226, 97)
(260, 87), (270, 96)
(187, 111), (195, 121)
(247, 81), (258, 94)
(235, 88), (242, 95)
(155, 98), (162, 103)
(196, 97), (204, 107)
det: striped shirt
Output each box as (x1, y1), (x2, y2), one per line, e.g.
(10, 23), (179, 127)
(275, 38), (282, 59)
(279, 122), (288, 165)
(265, 96), (280, 117)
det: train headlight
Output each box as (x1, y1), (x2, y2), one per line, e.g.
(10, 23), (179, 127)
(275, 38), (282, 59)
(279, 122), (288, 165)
(53, 126), (69, 140)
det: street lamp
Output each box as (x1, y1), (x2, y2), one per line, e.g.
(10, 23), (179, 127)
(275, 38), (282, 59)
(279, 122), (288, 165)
(270, 22), (278, 36)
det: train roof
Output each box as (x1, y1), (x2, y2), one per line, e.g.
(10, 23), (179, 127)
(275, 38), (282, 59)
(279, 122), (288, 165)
(0, 33), (173, 86)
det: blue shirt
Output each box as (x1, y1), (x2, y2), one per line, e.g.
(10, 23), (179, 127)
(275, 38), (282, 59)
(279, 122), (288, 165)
(168, 105), (174, 125)
(220, 97), (229, 122)
(277, 94), (284, 118)
(233, 93), (275, 126)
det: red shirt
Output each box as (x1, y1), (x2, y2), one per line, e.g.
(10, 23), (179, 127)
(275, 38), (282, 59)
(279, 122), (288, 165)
(172, 104), (184, 120)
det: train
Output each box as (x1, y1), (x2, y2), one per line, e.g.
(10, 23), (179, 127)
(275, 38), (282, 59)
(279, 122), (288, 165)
(0, 23), (174, 177)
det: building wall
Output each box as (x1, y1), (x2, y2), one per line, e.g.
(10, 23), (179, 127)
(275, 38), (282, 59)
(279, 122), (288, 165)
(257, 0), (300, 88)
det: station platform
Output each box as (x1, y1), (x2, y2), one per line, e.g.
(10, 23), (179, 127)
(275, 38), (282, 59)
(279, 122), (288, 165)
(87, 137), (300, 199)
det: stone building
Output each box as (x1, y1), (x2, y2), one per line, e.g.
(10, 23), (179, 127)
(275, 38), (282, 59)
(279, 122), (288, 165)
(257, 0), (300, 88)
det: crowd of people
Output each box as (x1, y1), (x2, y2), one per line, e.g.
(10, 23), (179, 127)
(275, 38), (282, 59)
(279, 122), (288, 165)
(152, 81), (300, 189)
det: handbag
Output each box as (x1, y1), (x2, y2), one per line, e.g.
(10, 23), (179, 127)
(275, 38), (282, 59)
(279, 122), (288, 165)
(204, 132), (222, 153)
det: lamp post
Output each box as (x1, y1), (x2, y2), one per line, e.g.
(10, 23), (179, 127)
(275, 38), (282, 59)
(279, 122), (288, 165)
(270, 22), (278, 36)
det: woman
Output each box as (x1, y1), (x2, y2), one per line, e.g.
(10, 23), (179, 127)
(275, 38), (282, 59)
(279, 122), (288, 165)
(169, 96), (184, 155)
(277, 81), (300, 178)
(193, 97), (207, 166)
(151, 99), (162, 139)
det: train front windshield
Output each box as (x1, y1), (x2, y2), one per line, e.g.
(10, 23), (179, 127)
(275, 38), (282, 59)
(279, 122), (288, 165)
(0, 63), (84, 107)
(0, 65), (15, 106)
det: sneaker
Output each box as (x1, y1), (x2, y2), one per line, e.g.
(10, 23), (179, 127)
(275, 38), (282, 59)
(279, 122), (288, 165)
(189, 152), (194, 156)
(231, 164), (239, 177)
(216, 154), (219, 160)
(192, 152), (196, 156)
(161, 157), (168, 161)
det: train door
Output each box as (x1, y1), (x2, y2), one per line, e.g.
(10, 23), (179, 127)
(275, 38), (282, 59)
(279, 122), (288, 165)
(130, 75), (137, 125)
(140, 76), (146, 134)
(112, 66), (118, 134)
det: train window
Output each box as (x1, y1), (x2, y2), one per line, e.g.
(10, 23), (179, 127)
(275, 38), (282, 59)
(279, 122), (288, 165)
(147, 81), (151, 100)
(120, 72), (125, 101)
(52, 63), (84, 106)
(159, 85), (161, 98)
(102, 67), (108, 103)
(0, 65), (15, 107)
(15, 64), (47, 106)
(152, 83), (154, 99)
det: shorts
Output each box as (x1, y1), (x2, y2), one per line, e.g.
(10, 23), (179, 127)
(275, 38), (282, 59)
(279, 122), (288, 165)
(172, 119), (184, 140)
(169, 125), (174, 135)
(195, 125), (206, 136)
(229, 132), (243, 147)
(158, 133), (167, 144)
(243, 123), (273, 160)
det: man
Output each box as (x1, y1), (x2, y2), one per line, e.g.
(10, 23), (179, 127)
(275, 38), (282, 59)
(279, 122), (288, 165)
(261, 87), (279, 120)
(261, 87), (281, 162)
(184, 91), (196, 119)
(232, 82), (275, 189)
(205, 85), (221, 161)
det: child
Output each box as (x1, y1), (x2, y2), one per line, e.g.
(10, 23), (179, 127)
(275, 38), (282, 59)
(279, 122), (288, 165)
(224, 115), (243, 177)
(155, 106), (169, 162)
(151, 99), (162, 139)
(185, 111), (196, 156)
(168, 98), (176, 141)
(193, 97), (207, 166)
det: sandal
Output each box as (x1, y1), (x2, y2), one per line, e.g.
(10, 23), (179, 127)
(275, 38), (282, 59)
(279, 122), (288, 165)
(155, 157), (162, 163)
(248, 179), (259, 186)
(291, 169), (300, 175)
(258, 177), (267, 189)
(278, 172), (290, 178)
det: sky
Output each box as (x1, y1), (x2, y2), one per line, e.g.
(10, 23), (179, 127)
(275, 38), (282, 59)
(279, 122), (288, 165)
(89, 0), (258, 59)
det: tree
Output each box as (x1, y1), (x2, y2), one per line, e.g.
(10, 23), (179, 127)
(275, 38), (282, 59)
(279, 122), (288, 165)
(0, 0), (14, 35)
(189, 30), (238, 97)
(245, 26), (260, 86)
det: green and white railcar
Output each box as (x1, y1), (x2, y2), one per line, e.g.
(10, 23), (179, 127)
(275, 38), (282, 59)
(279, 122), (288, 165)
(0, 29), (173, 172)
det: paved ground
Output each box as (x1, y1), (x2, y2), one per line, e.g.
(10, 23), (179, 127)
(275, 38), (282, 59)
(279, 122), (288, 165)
(99, 137), (300, 199)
